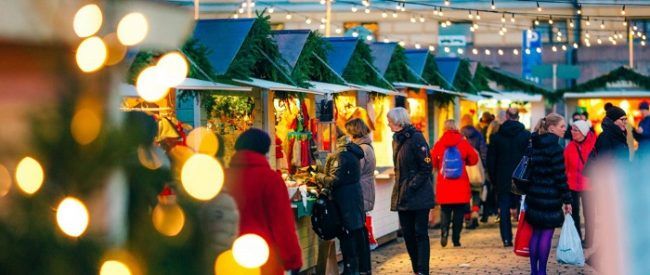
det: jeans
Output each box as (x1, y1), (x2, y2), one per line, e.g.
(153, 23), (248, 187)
(498, 192), (520, 243)
(398, 209), (430, 274)
(571, 191), (594, 247)
(338, 227), (371, 274)
(441, 204), (467, 244)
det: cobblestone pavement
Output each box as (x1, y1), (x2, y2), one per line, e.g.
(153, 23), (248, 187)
(371, 219), (595, 274)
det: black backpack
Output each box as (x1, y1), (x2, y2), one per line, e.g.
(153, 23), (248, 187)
(311, 193), (341, 240)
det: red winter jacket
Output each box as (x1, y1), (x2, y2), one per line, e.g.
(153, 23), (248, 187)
(225, 150), (302, 274)
(564, 132), (596, 191)
(431, 130), (479, 205)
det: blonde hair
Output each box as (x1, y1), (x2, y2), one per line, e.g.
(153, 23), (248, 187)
(345, 118), (370, 138)
(387, 107), (411, 127)
(534, 113), (565, 134)
(444, 119), (458, 131)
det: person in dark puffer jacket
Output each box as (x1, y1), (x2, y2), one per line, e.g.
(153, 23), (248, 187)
(525, 113), (573, 275)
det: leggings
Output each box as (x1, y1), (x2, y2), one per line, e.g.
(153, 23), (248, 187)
(529, 228), (554, 275)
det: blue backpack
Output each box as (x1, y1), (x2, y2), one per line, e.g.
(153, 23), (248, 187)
(442, 146), (463, 179)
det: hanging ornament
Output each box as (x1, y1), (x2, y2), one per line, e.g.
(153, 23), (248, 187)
(152, 186), (186, 237)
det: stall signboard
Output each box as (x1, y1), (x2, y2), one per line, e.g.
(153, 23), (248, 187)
(522, 30), (542, 83)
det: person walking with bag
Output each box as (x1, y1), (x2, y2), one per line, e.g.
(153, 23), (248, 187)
(525, 114), (573, 275)
(460, 114), (487, 229)
(315, 130), (370, 274)
(431, 120), (479, 247)
(388, 107), (435, 275)
(564, 120), (596, 248)
(487, 108), (531, 247)
(345, 118), (379, 250)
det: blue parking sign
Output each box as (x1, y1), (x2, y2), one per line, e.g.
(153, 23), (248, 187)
(522, 30), (542, 83)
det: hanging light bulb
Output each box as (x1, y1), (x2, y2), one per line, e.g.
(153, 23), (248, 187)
(364, 8), (370, 14)
(642, 41), (647, 46)
(419, 16), (425, 23)
(305, 17), (312, 24)
(621, 5), (626, 15)
(321, 18), (327, 23)
(534, 18), (540, 26)
(457, 48), (464, 55)
(597, 38), (602, 44)
(476, 11), (481, 20)
(468, 10), (473, 19)
(470, 26), (475, 32)
(586, 17), (591, 26)
(502, 26), (507, 33)
(415, 43), (421, 49)
(351, 6), (358, 12)
(491, 0), (496, 10)
(569, 19), (574, 28)
(638, 31), (644, 38)
(410, 16), (416, 23)
(549, 16), (553, 25)
(498, 49), (504, 55)
(439, 8), (444, 17)
(643, 35), (647, 40)
(585, 31), (589, 38)
(472, 48), (479, 55)
(433, 9), (439, 16)
(573, 42), (579, 49)
(499, 30), (504, 36)
(320, 0), (326, 5)
(537, 1), (542, 12)
(352, 31), (359, 37)
(485, 49), (491, 55)
(399, 41), (406, 47)
(562, 45), (567, 51)
(552, 46), (557, 52)
(600, 20), (605, 29)
(525, 48), (531, 55)
(441, 22), (447, 28)
(577, 4), (582, 15)
(444, 47), (450, 53)
(268, 7), (274, 13)
(383, 38), (389, 43)
(335, 27), (342, 34)
(557, 31), (563, 37)
(366, 35), (373, 41)
(232, 13), (239, 19)
(511, 14), (516, 23)
(361, 0), (370, 7)
(382, 11), (387, 18)
(429, 45), (435, 52)
(634, 24), (639, 31)
(536, 47), (542, 53)
(513, 49), (519, 55)
(444, 0), (450, 6)
(501, 14), (506, 23)
(623, 20), (628, 27)
(286, 13), (292, 20)
(238, 8), (244, 14)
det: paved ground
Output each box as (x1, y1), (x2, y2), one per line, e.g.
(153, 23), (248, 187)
(371, 218), (595, 274)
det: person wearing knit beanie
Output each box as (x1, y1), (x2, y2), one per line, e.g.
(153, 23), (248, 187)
(605, 103), (627, 122)
(573, 120), (591, 137)
(234, 128), (271, 155)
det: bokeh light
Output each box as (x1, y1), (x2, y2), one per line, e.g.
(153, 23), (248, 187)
(103, 33), (127, 66)
(76, 36), (107, 73)
(232, 234), (270, 268)
(15, 157), (44, 195)
(100, 260), (132, 275)
(180, 154), (224, 201)
(157, 51), (188, 87)
(215, 250), (261, 275)
(71, 108), (102, 145)
(137, 146), (164, 170)
(56, 197), (89, 237)
(186, 127), (219, 155)
(152, 202), (185, 236)
(136, 66), (170, 102)
(117, 12), (148, 46)
(73, 4), (102, 38)
(0, 165), (11, 197)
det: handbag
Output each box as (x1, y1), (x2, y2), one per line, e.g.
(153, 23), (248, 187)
(514, 196), (533, 257)
(467, 149), (485, 189)
(511, 139), (533, 195)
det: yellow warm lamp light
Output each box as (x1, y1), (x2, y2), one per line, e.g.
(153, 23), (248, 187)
(157, 52), (189, 87)
(100, 260), (132, 275)
(15, 157), (44, 195)
(215, 250), (260, 275)
(232, 234), (270, 268)
(76, 36), (107, 73)
(186, 127), (219, 156)
(73, 4), (103, 38)
(117, 12), (148, 46)
(56, 197), (89, 237)
(181, 154), (224, 201)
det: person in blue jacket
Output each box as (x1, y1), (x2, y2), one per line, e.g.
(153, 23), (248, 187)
(633, 101), (650, 151)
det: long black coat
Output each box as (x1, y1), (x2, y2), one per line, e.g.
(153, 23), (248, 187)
(317, 143), (365, 231)
(487, 120), (531, 194)
(525, 133), (572, 229)
(390, 125), (435, 211)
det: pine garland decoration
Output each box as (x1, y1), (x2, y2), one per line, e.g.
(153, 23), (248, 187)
(384, 45), (410, 84)
(306, 32), (344, 85)
(420, 54), (455, 106)
(343, 40), (382, 87)
(476, 64), (549, 96)
(453, 59), (478, 94)
(557, 66), (650, 94)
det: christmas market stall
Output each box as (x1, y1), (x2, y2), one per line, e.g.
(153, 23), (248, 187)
(320, 37), (404, 244)
(472, 64), (548, 130)
(193, 17), (325, 272)
(397, 49), (460, 143)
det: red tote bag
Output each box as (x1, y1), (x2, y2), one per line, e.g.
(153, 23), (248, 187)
(514, 210), (533, 257)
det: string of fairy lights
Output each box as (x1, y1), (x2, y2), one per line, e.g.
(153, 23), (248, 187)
(225, 0), (648, 57)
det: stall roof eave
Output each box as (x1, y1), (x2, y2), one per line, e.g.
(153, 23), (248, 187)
(564, 90), (650, 99)
(120, 78), (251, 97)
(481, 91), (543, 102)
(393, 82), (461, 96)
(234, 78), (322, 94)
(307, 81), (354, 94)
(461, 93), (486, 102)
(349, 84), (403, 96)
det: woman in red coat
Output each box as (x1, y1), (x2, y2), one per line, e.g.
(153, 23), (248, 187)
(225, 129), (303, 274)
(564, 120), (596, 247)
(431, 120), (479, 247)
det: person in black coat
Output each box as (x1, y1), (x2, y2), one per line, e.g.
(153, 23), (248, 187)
(460, 114), (488, 229)
(525, 113), (573, 275)
(591, 103), (629, 161)
(487, 108), (531, 247)
(388, 107), (434, 275)
(316, 134), (370, 274)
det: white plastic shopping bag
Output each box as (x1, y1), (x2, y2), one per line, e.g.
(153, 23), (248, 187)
(556, 214), (585, 266)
